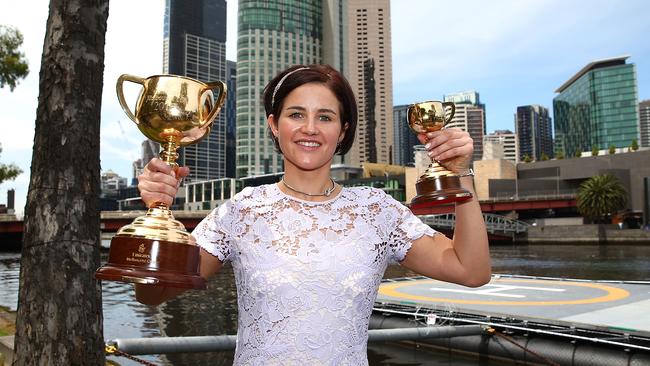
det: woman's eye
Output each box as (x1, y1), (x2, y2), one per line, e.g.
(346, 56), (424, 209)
(289, 112), (302, 119)
(319, 115), (332, 121)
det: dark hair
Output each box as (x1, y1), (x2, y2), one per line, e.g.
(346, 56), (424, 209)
(262, 64), (357, 155)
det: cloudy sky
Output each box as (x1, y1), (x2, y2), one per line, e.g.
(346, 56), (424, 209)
(1, 0), (649, 215)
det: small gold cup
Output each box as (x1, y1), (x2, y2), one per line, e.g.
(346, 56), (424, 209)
(95, 74), (227, 289)
(407, 101), (472, 208)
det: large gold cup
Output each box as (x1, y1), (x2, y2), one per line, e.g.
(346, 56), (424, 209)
(95, 74), (227, 289)
(407, 101), (472, 208)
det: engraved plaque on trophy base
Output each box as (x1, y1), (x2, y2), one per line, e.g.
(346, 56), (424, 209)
(411, 174), (473, 208)
(95, 236), (206, 289)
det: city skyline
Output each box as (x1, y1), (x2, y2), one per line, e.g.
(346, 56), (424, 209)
(1, 0), (650, 215)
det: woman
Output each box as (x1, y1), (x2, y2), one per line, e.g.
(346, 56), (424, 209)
(136, 64), (490, 365)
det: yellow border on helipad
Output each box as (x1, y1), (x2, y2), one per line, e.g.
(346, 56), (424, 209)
(378, 278), (630, 306)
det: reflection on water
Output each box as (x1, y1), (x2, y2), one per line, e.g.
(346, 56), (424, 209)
(159, 266), (238, 366)
(1, 244), (649, 365)
(0, 252), (19, 309)
(490, 244), (650, 280)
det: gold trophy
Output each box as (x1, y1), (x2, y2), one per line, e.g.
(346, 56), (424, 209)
(95, 74), (227, 289)
(407, 101), (472, 208)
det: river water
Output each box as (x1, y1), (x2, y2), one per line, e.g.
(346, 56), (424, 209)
(1, 243), (650, 365)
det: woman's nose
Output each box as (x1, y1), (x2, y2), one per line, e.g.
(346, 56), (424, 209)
(302, 117), (319, 135)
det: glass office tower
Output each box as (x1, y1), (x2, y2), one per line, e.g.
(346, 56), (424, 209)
(516, 105), (553, 161)
(392, 104), (420, 166)
(640, 100), (650, 148)
(236, 0), (322, 177)
(553, 56), (639, 157)
(163, 0), (228, 181)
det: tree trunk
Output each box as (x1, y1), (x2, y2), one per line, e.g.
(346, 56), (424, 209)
(14, 1), (109, 364)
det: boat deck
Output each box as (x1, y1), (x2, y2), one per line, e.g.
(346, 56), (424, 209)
(375, 275), (650, 340)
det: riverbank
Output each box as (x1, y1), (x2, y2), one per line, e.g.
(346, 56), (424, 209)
(516, 224), (650, 244)
(0, 306), (14, 337)
(0, 306), (14, 366)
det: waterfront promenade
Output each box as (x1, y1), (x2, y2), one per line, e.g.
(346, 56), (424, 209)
(521, 225), (650, 243)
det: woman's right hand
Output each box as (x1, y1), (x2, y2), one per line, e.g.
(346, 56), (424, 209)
(138, 158), (190, 208)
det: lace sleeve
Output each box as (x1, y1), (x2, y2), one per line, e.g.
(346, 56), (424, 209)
(384, 195), (437, 264)
(192, 200), (235, 262)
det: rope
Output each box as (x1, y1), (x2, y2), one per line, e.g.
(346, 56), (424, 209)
(487, 328), (561, 366)
(105, 345), (160, 366)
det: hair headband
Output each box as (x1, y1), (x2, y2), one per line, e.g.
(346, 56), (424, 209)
(271, 67), (310, 109)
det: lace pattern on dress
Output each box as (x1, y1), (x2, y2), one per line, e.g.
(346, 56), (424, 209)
(193, 185), (437, 365)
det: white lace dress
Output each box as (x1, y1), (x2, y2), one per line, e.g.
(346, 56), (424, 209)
(193, 184), (436, 365)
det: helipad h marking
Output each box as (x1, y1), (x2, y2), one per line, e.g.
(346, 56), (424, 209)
(428, 284), (566, 298)
(379, 278), (630, 306)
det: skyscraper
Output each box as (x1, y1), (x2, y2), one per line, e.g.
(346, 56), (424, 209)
(226, 60), (237, 178)
(553, 55), (639, 157)
(236, 0), (323, 177)
(516, 105), (553, 161)
(235, 0), (393, 176)
(322, 0), (347, 74)
(393, 104), (420, 166)
(483, 130), (518, 164)
(640, 100), (650, 148)
(444, 91), (485, 162)
(163, 0), (228, 181)
(344, 0), (394, 167)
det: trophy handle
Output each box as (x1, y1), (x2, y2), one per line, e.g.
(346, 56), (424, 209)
(201, 81), (228, 127)
(116, 74), (145, 125)
(442, 102), (456, 124)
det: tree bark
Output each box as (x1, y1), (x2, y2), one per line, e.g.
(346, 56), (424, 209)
(14, 1), (109, 364)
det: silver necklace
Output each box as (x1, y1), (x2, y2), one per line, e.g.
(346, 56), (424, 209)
(281, 176), (336, 197)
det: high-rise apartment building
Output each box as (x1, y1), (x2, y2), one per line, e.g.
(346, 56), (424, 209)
(393, 104), (420, 166)
(235, 0), (394, 176)
(516, 105), (553, 161)
(483, 130), (518, 164)
(163, 0), (228, 181)
(236, 0), (323, 177)
(226, 60), (237, 178)
(442, 103), (485, 162)
(344, 0), (393, 167)
(444, 91), (485, 162)
(640, 100), (650, 148)
(322, 0), (347, 74)
(553, 55), (639, 157)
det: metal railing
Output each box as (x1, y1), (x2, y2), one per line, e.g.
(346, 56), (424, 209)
(488, 190), (577, 202)
(108, 325), (485, 355)
(419, 213), (530, 235)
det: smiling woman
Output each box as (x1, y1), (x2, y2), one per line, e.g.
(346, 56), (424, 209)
(264, 65), (357, 194)
(135, 63), (491, 365)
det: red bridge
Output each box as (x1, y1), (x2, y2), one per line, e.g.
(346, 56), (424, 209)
(411, 195), (577, 215)
(0, 196), (578, 247)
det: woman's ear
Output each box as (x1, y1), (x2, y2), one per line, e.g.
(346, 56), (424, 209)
(267, 114), (279, 137)
(339, 122), (349, 141)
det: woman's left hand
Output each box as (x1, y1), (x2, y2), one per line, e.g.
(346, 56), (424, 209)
(417, 128), (473, 174)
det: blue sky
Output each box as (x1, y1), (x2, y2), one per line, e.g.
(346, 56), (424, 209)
(1, 0), (649, 215)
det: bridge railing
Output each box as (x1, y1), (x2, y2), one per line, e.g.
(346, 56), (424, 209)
(419, 213), (530, 235)
(489, 190), (576, 202)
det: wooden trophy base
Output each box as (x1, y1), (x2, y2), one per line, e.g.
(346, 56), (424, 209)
(411, 174), (473, 208)
(95, 235), (206, 290)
